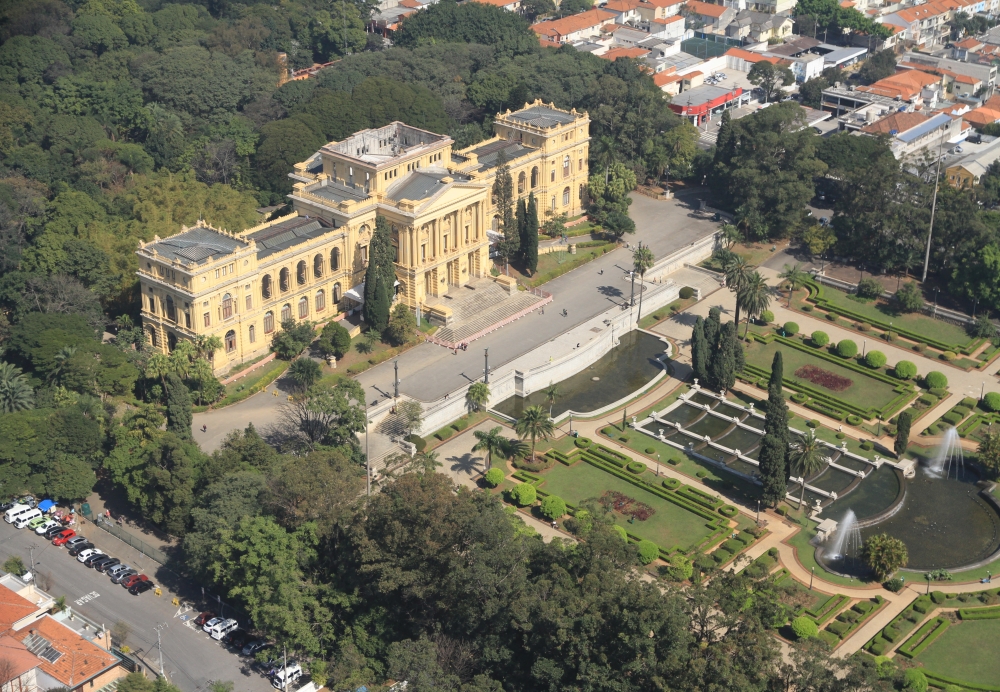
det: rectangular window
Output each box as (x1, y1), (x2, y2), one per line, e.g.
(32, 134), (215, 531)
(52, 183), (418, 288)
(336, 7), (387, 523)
(421, 244), (426, 261)
(443, 236), (448, 252)
(148, 296), (156, 314)
(203, 312), (211, 327)
(360, 246), (368, 263)
(229, 263), (234, 274)
(215, 269), (220, 279)
(246, 295), (252, 311)
(184, 312), (191, 328)
(465, 225), (469, 242)
(550, 170), (555, 182)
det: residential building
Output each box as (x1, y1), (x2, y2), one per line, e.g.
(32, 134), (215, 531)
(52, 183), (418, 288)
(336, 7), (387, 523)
(946, 137), (1000, 187)
(748, 0), (798, 13)
(683, 1), (735, 32)
(897, 52), (996, 92)
(531, 9), (618, 43)
(725, 46), (780, 73)
(138, 103), (590, 373)
(649, 15), (687, 39)
(603, 0), (643, 22)
(724, 10), (794, 43)
(859, 111), (965, 160)
(601, 46), (651, 61)
(468, 0), (521, 10)
(791, 53), (826, 83)
(961, 95), (1000, 129)
(812, 44), (868, 69)
(634, 0), (687, 22)
(880, 1), (954, 49)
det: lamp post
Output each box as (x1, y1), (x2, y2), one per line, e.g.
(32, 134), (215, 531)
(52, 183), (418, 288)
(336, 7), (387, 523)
(365, 399), (370, 496)
(983, 381), (986, 400)
(756, 500), (760, 525)
(484, 348), (489, 385)
(569, 412), (573, 434)
(810, 567), (815, 590)
(153, 623), (167, 677)
(393, 360), (399, 399)
(656, 454), (660, 476)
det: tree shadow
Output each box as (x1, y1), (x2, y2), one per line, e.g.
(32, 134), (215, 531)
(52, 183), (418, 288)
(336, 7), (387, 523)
(448, 452), (484, 478)
(598, 285), (624, 299)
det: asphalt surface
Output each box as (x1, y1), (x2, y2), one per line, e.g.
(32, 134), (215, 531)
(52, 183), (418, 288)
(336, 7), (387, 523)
(0, 520), (274, 692)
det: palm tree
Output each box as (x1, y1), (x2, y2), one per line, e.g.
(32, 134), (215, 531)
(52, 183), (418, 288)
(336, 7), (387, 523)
(47, 346), (77, 385)
(466, 381), (491, 413)
(632, 243), (656, 322)
(789, 429), (827, 509)
(720, 223), (741, 250)
(542, 383), (560, 418)
(593, 135), (617, 184)
(723, 254), (753, 327)
(170, 340), (196, 379)
(413, 450), (441, 474)
(501, 437), (529, 463)
(514, 405), (555, 463)
(145, 353), (171, 390)
(779, 263), (809, 308)
(0, 362), (34, 413)
(289, 357), (322, 392)
(738, 270), (771, 338)
(193, 335), (223, 361)
(473, 426), (506, 470)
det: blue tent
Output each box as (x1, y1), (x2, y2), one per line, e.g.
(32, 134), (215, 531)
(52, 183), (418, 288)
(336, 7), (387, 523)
(37, 500), (54, 512)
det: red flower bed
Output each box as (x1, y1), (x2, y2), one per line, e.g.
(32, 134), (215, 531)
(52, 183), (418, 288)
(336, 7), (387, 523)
(793, 365), (853, 392)
(599, 490), (655, 521)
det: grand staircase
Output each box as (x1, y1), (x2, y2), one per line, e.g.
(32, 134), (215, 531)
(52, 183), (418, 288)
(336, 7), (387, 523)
(428, 279), (550, 347)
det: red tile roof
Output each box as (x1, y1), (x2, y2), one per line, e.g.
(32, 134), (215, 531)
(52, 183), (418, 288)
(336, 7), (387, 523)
(725, 47), (779, 64)
(0, 635), (42, 681)
(531, 9), (616, 39)
(856, 69), (941, 100)
(0, 587), (41, 633)
(12, 617), (119, 688)
(654, 72), (684, 86)
(861, 111), (928, 134)
(601, 47), (651, 60)
(685, 0), (727, 18)
(651, 15), (685, 24)
(954, 37), (985, 49)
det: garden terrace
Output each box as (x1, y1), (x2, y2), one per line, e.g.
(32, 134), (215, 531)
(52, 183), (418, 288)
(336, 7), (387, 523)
(817, 596), (886, 650)
(911, 604), (1000, 690)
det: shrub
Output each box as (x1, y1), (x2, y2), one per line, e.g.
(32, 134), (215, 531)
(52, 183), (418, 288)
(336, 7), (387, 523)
(941, 350), (957, 361)
(664, 555), (693, 581)
(662, 477), (680, 489)
(931, 590), (946, 604)
(835, 432), (846, 439)
(540, 495), (567, 520)
(791, 392), (808, 403)
(902, 668), (927, 692)
(406, 434), (427, 453)
(679, 286), (695, 299)
(760, 310), (774, 324)
(722, 538), (743, 553)
(984, 391), (1000, 412)
(509, 483), (536, 507)
(826, 312), (838, 322)
(846, 414), (862, 425)
(925, 371), (948, 389)
(783, 321), (799, 336)
(895, 281), (924, 312)
(802, 305), (813, 312)
(774, 506), (787, 516)
(719, 504), (738, 517)
(602, 427), (616, 436)
(865, 350), (887, 369)
(626, 461), (645, 474)
(912, 343), (925, 353)
(811, 330), (829, 347)
(613, 524), (628, 541)
(860, 441), (873, 451)
(619, 436), (629, 442)
(575, 436), (592, 448)
(636, 539), (659, 564)
(645, 447), (656, 454)
(837, 340), (858, 358)
(929, 387), (949, 398)
(884, 330), (897, 342)
(791, 616), (819, 640)
(483, 468), (504, 487)
(696, 470), (707, 478)
(884, 577), (905, 592)
(894, 360), (917, 380)
(806, 418), (819, 428)
(857, 322), (871, 332)
(745, 333), (755, 344)
(857, 276), (882, 299)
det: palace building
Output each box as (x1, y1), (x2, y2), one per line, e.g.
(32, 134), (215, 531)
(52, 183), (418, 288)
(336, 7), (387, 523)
(136, 101), (590, 374)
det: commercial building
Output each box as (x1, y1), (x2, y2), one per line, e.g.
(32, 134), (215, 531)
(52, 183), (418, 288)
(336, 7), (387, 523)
(860, 111), (965, 160)
(138, 103), (590, 373)
(668, 84), (745, 124)
(946, 137), (1000, 187)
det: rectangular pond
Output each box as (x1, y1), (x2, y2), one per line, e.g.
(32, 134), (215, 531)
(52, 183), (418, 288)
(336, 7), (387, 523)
(493, 330), (665, 419)
(806, 466), (858, 495)
(685, 413), (735, 438)
(715, 426), (762, 454)
(689, 392), (719, 407)
(716, 403), (749, 420)
(831, 454), (871, 473)
(699, 445), (732, 464)
(728, 458), (760, 478)
(660, 403), (706, 427)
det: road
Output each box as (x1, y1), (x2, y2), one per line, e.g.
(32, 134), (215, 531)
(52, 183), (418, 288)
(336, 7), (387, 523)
(193, 193), (720, 451)
(0, 520), (273, 692)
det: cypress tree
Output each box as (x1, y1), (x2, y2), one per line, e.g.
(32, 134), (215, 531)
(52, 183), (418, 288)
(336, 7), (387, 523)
(165, 373), (192, 440)
(515, 197), (527, 261)
(492, 150), (517, 255)
(759, 351), (790, 506)
(703, 307), (721, 356)
(709, 321), (739, 392)
(524, 193), (539, 275)
(691, 316), (709, 385)
(363, 215), (394, 333)
(895, 410), (912, 457)
(769, 348), (783, 389)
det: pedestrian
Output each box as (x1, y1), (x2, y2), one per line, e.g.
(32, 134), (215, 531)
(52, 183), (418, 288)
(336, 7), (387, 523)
(599, 269), (603, 275)
(202, 424), (207, 433)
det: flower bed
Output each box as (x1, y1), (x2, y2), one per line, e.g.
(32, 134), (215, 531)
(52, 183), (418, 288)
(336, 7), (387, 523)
(794, 365), (853, 392)
(599, 490), (655, 521)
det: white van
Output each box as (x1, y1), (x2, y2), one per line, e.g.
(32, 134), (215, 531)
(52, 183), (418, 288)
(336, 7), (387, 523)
(210, 618), (238, 641)
(13, 509), (42, 529)
(271, 664), (302, 689)
(4, 505), (31, 524)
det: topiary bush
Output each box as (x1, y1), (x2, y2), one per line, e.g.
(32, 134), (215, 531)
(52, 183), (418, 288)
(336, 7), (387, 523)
(791, 616), (819, 640)
(760, 309), (774, 324)
(602, 427), (616, 437)
(925, 371), (948, 389)
(783, 321), (799, 336)
(931, 590), (946, 604)
(645, 447), (656, 454)
(636, 539), (659, 565)
(626, 461), (645, 474)
(575, 436), (592, 448)
(696, 470), (707, 478)
(811, 330), (829, 347)
(860, 441), (873, 451)
(865, 350), (887, 369)
(662, 477), (680, 489)
(894, 360), (917, 380)
(837, 340), (858, 358)
(941, 350), (957, 361)
(791, 392), (808, 403)
(902, 668), (927, 692)
(540, 494), (567, 520)
(846, 414), (862, 426)
(806, 418), (819, 428)
(483, 468), (504, 488)
(884, 577), (905, 592)
(679, 286), (695, 300)
(984, 391), (1000, 412)
(509, 482), (537, 507)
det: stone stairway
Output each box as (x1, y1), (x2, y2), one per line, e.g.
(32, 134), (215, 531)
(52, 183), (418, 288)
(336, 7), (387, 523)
(435, 289), (546, 344)
(443, 281), (510, 321)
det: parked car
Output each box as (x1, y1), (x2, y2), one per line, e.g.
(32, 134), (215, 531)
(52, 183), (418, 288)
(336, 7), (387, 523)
(43, 525), (67, 540)
(35, 519), (60, 535)
(242, 639), (270, 656)
(68, 542), (94, 557)
(0, 499), (19, 512)
(52, 529), (76, 546)
(202, 617), (223, 634)
(225, 629), (249, 648)
(64, 536), (89, 550)
(14, 509), (43, 529)
(77, 548), (103, 563)
(129, 580), (154, 596)
(194, 612), (217, 627)
(122, 574), (148, 589)
(83, 552), (109, 567)
(111, 568), (137, 584)
(107, 564), (130, 578)
(26, 515), (49, 530)
(94, 557), (121, 573)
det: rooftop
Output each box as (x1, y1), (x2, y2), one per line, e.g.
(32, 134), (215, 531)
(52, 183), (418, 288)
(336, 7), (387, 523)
(856, 69), (941, 100)
(948, 137), (1000, 176)
(896, 112), (954, 143)
(671, 84), (741, 107)
(531, 9), (616, 38)
(0, 585), (42, 633)
(601, 46), (651, 60)
(243, 214), (334, 259)
(299, 179), (370, 206)
(140, 225), (248, 265)
(504, 104), (578, 128)
(685, 0), (728, 18)
(386, 168), (471, 203)
(861, 110), (929, 135)
(467, 139), (535, 170)
(12, 616), (119, 687)
(322, 122), (450, 167)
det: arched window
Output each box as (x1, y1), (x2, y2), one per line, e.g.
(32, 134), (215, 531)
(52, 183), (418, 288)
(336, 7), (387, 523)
(492, 216), (500, 232)
(530, 166), (538, 188)
(296, 260), (307, 286)
(551, 196), (556, 211)
(331, 247), (340, 271)
(281, 303), (291, 322)
(333, 283), (342, 303)
(262, 274), (272, 299)
(315, 290), (326, 312)
(149, 328), (159, 348)
(249, 325), (256, 343)
(313, 254), (323, 279)
(264, 311), (274, 333)
(579, 183), (585, 201)
(166, 296), (176, 322)
(167, 332), (177, 352)
(563, 187), (570, 206)
(298, 297), (309, 319)
(222, 293), (233, 319)
(517, 171), (526, 194)
(563, 155), (571, 178)
(225, 330), (236, 353)
(279, 268), (290, 292)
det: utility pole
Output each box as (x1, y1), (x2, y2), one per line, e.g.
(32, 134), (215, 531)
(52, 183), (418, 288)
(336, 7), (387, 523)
(153, 623), (167, 678)
(283, 645), (288, 692)
(484, 348), (489, 384)
(922, 131), (947, 282)
(365, 400), (370, 496)
(28, 545), (34, 575)
(393, 360), (399, 398)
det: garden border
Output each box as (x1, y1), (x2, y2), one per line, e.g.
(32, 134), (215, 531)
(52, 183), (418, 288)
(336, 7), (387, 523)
(896, 616), (949, 658)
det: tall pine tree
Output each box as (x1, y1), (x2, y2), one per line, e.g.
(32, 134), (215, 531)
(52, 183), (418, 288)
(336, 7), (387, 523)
(523, 193), (539, 275)
(758, 351), (790, 506)
(492, 151), (517, 255)
(363, 215), (395, 333)
(515, 198), (527, 261)
(703, 307), (721, 356)
(165, 373), (192, 440)
(709, 321), (742, 392)
(691, 316), (709, 385)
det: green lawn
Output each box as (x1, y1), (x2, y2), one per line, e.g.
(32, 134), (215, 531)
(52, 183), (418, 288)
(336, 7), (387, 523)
(915, 618), (1000, 688)
(538, 461), (718, 552)
(744, 339), (900, 412)
(814, 289), (973, 349)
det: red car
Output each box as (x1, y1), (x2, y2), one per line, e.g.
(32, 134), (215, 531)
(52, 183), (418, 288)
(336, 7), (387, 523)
(121, 574), (148, 589)
(52, 529), (76, 546)
(194, 611), (217, 627)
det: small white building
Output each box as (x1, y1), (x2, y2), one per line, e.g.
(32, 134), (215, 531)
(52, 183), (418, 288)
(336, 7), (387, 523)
(792, 54), (825, 83)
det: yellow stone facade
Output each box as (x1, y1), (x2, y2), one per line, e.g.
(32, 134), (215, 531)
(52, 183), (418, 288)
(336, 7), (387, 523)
(137, 101), (589, 374)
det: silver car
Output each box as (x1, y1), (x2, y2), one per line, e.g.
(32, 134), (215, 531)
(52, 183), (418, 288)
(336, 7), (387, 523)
(111, 568), (137, 584)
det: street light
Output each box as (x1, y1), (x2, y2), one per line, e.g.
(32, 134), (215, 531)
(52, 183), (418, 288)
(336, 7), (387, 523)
(810, 567), (815, 590)
(756, 500), (760, 525)
(484, 348), (489, 385)
(365, 399), (370, 496)
(153, 623), (167, 677)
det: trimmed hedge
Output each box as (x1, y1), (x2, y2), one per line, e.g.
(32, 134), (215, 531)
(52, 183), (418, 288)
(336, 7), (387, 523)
(865, 350), (887, 369)
(626, 461), (646, 474)
(959, 605), (1000, 620)
(897, 617), (949, 658)
(837, 339), (858, 358)
(662, 477), (681, 489)
(806, 594), (850, 626)
(719, 504), (738, 517)
(679, 286), (695, 299)
(925, 371), (948, 389)
(811, 330), (830, 347)
(895, 360), (917, 380)
(483, 468), (504, 487)
(676, 484), (724, 509)
(846, 414), (862, 426)
(575, 436), (593, 448)
(783, 321), (799, 336)
(510, 483), (537, 507)
(984, 391), (1000, 412)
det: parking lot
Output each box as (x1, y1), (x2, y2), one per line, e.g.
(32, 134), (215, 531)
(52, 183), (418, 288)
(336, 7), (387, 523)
(0, 517), (274, 692)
